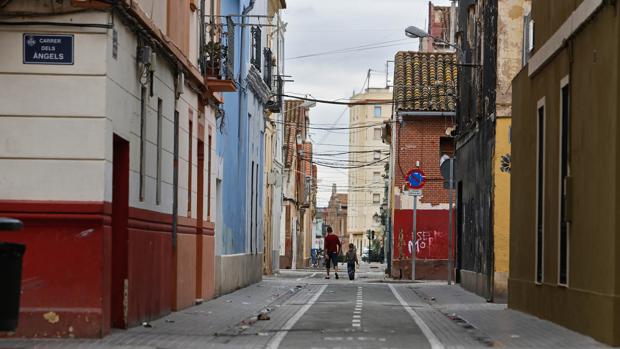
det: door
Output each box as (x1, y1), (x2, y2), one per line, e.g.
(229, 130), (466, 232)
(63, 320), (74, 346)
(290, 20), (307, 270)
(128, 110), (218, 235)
(456, 181), (463, 284)
(111, 134), (129, 328)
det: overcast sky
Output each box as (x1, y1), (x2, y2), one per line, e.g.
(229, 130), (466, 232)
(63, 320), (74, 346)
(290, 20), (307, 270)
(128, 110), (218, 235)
(282, 0), (452, 207)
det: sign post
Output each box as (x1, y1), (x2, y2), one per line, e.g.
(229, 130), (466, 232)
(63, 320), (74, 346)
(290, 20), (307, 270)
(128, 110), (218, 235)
(405, 169), (425, 281)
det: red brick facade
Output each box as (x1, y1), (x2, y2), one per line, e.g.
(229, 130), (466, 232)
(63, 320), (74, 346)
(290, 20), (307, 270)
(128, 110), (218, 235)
(394, 116), (454, 206)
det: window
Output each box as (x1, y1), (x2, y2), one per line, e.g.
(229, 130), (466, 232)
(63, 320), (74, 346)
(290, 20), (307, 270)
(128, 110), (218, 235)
(373, 171), (381, 182)
(251, 26), (262, 71)
(535, 98), (546, 284)
(373, 128), (381, 140)
(373, 193), (380, 204)
(373, 150), (381, 160)
(156, 99), (163, 205)
(559, 78), (570, 286)
(374, 105), (381, 118)
(263, 48), (273, 87)
(523, 13), (534, 65)
(439, 137), (455, 157)
(139, 86), (147, 201)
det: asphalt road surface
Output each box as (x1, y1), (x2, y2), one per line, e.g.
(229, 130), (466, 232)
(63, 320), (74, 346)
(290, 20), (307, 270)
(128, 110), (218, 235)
(270, 281), (436, 349)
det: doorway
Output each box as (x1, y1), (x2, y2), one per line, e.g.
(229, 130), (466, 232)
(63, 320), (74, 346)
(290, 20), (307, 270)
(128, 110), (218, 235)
(456, 181), (463, 284)
(111, 134), (129, 328)
(196, 139), (205, 301)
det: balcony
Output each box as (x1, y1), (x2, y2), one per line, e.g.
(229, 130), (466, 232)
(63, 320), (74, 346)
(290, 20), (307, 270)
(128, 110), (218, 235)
(202, 17), (236, 92)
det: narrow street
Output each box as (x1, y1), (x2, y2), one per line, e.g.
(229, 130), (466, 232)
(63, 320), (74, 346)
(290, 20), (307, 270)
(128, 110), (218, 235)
(2, 0), (620, 346)
(0, 264), (607, 349)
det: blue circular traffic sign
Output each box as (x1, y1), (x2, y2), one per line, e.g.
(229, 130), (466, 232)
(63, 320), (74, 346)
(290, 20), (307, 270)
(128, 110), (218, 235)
(405, 169), (426, 189)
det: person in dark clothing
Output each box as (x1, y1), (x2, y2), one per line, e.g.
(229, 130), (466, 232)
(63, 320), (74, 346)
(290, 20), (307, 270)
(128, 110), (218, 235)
(345, 243), (359, 280)
(323, 226), (341, 279)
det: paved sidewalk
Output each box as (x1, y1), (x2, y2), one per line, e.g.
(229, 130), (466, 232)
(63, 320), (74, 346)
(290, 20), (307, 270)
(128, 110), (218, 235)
(0, 272), (612, 349)
(403, 282), (609, 348)
(0, 279), (310, 349)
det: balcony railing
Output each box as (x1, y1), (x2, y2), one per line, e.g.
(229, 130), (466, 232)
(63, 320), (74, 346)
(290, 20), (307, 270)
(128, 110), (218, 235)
(202, 17), (236, 91)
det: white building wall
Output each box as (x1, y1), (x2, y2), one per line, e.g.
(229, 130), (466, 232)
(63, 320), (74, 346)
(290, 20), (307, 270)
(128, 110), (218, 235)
(0, 7), (212, 224)
(347, 88), (392, 243)
(0, 12), (109, 202)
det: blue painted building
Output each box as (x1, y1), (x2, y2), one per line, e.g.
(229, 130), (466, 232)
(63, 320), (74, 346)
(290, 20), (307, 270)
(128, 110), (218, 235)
(215, 0), (273, 294)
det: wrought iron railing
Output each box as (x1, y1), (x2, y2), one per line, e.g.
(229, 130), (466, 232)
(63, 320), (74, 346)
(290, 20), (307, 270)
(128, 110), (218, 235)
(203, 17), (235, 81)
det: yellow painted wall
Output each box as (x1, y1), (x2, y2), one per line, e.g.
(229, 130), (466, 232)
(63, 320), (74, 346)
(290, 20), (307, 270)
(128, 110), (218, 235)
(493, 118), (511, 274)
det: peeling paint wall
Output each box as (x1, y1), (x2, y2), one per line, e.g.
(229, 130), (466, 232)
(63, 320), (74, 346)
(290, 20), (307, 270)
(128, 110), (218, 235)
(456, 0), (529, 300)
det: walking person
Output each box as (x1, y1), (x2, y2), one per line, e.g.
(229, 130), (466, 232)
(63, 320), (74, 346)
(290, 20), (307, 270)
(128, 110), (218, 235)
(345, 243), (359, 280)
(324, 226), (341, 279)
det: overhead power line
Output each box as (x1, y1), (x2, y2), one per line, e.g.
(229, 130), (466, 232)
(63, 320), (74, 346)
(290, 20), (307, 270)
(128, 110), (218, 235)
(287, 39), (412, 60)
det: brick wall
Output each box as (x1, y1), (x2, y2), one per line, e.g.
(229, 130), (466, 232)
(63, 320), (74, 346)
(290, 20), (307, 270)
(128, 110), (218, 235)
(394, 116), (454, 206)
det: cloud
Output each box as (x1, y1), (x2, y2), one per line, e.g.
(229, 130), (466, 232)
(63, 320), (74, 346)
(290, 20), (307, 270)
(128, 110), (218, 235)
(283, 0), (453, 206)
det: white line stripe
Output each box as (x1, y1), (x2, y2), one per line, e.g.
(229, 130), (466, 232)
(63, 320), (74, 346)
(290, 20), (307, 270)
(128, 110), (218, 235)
(266, 284), (328, 349)
(296, 272), (317, 281)
(388, 284), (444, 349)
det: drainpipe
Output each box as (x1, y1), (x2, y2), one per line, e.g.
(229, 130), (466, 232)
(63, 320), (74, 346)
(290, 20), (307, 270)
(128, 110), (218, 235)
(172, 71), (182, 249)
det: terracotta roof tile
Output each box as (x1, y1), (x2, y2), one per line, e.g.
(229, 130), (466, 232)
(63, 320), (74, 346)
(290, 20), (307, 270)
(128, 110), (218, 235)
(393, 51), (458, 112)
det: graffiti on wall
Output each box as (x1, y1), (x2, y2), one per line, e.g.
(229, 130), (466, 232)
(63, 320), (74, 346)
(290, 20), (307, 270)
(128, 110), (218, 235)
(407, 230), (448, 257)
(393, 209), (454, 260)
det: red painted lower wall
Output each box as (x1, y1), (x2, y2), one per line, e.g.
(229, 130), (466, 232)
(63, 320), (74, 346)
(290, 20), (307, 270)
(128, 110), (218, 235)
(392, 209), (455, 280)
(0, 200), (214, 338)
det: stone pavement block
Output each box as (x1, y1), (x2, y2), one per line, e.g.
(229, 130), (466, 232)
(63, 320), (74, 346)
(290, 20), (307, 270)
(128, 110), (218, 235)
(391, 283), (481, 349)
(0, 280), (298, 349)
(409, 284), (610, 348)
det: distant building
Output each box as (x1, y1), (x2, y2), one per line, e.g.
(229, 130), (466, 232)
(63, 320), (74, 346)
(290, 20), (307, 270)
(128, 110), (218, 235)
(387, 51), (457, 280)
(281, 100), (316, 269)
(511, 1), (619, 346)
(419, 1), (456, 53)
(347, 88), (391, 256)
(325, 184), (348, 247)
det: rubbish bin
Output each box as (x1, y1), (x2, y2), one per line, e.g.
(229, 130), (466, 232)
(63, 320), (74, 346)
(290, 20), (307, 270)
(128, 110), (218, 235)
(0, 218), (25, 332)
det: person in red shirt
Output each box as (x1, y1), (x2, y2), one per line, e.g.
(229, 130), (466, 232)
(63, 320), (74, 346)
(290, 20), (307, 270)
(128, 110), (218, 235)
(323, 226), (342, 279)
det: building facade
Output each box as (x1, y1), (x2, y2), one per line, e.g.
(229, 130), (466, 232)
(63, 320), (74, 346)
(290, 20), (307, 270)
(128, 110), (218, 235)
(262, 0), (286, 275)
(280, 100), (315, 269)
(455, 0), (530, 300)
(215, 0), (282, 294)
(387, 51), (457, 280)
(347, 88), (391, 256)
(510, 0), (619, 345)
(0, 0), (224, 337)
(324, 185), (348, 248)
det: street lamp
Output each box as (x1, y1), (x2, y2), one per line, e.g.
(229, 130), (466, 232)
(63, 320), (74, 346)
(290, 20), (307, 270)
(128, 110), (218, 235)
(404, 25), (460, 52)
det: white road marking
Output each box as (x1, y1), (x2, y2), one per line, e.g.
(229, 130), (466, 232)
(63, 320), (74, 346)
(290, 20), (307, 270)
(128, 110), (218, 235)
(353, 323), (361, 327)
(296, 272), (317, 281)
(353, 315), (361, 319)
(388, 284), (444, 349)
(266, 284), (328, 349)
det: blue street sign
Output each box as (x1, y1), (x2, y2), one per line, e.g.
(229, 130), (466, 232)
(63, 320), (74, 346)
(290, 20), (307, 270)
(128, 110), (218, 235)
(23, 34), (74, 65)
(405, 169), (426, 189)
